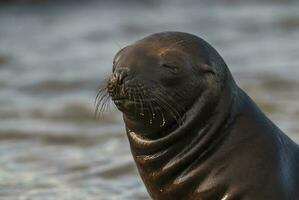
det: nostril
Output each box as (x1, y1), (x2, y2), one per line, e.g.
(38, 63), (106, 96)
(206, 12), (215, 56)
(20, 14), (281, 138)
(112, 70), (129, 85)
(107, 82), (114, 91)
(109, 73), (119, 86)
(118, 71), (128, 85)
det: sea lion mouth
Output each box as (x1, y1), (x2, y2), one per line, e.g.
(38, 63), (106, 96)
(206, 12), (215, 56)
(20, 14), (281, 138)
(113, 98), (138, 111)
(111, 96), (128, 101)
(95, 80), (185, 129)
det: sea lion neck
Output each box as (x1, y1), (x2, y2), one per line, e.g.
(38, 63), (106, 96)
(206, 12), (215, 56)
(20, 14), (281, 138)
(125, 72), (243, 198)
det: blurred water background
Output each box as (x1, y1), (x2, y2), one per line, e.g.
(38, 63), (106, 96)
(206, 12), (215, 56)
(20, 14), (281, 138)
(0, 0), (298, 199)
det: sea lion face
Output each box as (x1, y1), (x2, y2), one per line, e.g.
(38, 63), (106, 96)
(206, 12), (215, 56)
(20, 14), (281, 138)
(101, 32), (218, 136)
(110, 45), (198, 109)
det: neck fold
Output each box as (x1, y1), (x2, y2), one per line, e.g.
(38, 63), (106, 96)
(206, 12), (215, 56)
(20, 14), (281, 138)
(125, 74), (244, 197)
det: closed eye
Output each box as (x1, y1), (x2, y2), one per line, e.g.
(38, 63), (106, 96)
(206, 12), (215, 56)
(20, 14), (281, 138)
(162, 64), (180, 74)
(162, 64), (179, 70)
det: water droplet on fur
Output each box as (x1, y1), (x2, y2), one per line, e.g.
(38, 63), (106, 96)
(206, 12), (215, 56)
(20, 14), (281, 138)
(160, 118), (166, 127)
(160, 111), (166, 127)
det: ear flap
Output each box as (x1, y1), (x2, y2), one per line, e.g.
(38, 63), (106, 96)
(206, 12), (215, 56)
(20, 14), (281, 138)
(200, 63), (216, 74)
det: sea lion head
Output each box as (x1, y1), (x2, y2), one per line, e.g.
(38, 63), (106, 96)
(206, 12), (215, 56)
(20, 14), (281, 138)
(96, 32), (240, 199)
(97, 32), (234, 138)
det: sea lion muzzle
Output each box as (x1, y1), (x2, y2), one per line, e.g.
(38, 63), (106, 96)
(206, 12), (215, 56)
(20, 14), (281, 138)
(107, 68), (130, 101)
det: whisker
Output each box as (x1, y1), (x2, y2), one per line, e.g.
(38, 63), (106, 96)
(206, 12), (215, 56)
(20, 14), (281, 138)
(136, 85), (145, 116)
(153, 91), (184, 126)
(158, 88), (186, 114)
(95, 94), (111, 119)
(94, 79), (111, 119)
(151, 98), (166, 128)
(132, 88), (138, 117)
(136, 83), (183, 127)
(138, 85), (156, 124)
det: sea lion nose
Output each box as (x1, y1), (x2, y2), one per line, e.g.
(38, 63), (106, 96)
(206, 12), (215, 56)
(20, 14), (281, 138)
(108, 69), (130, 96)
(111, 69), (128, 86)
(108, 69), (130, 98)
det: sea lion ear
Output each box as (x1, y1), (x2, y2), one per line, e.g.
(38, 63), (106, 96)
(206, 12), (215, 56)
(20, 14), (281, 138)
(200, 63), (216, 74)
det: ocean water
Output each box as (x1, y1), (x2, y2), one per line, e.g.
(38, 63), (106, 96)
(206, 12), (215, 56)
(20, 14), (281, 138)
(0, 1), (298, 199)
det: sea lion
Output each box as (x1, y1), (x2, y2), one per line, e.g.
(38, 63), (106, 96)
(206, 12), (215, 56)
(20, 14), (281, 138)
(96, 32), (299, 200)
